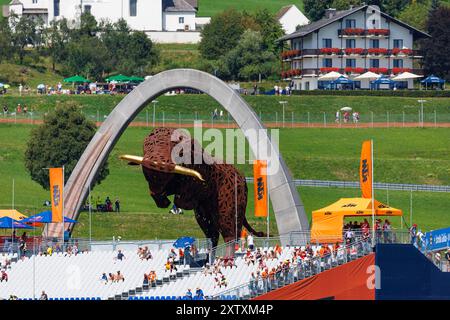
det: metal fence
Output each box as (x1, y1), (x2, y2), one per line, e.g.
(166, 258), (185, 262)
(2, 110), (450, 127)
(246, 178), (450, 193)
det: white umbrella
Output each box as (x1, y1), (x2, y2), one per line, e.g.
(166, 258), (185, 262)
(354, 71), (380, 80)
(37, 84), (45, 89)
(340, 107), (352, 112)
(392, 72), (423, 81)
(318, 71), (347, 81)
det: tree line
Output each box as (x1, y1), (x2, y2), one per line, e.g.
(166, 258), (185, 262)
(0, 12), (159, 80)
(198, 8), (285, 81)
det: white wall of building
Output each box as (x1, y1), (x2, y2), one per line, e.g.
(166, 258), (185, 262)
(163, 11), (196, 31)
(279, 5), (309, 35)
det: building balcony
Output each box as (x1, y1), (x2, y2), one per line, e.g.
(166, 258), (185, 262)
(281, 49), (301, 61)
(319, 48), (341, 55)
(338, 28), (390, 37)
(343, 48), (365, 55)
(281, 69), (302, 79)
(288, 48), (422, 59)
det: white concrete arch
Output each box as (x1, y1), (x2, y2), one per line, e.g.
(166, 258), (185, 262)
(47, 69), (309, 238)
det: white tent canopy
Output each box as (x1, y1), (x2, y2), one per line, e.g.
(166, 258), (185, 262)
(318, 71), (347, 81)
(354, 71), (380, 80)
(391, 72), (423, 81)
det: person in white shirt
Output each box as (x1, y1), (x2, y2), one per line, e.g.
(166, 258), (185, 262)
(247, 234), (254, 251)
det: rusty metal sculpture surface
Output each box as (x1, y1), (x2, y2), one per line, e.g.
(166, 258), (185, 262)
(121, 128), (264, 248)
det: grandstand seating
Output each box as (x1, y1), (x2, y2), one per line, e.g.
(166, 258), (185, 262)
(0, 242), (369, 300)
(0, 249), (189, 300)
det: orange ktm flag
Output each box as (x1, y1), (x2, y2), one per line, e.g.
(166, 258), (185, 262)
(49, 168), (64, 223)
(359, 140), (373, 199)
(253, 160), (268, 217)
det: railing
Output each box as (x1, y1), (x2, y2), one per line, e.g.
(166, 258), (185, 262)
(338, 28), (390, 37)
(4, 108), (448, 128)
(245, 178), (450, 193)
(212, 231), (411, 300)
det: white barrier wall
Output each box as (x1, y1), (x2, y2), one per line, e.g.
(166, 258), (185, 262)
(146, 31), (202, 44)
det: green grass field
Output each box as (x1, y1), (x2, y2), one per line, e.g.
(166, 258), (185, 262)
(197, 0), (305, 17)
(1, 94), (450, 124)
(0, 124), (449, 240)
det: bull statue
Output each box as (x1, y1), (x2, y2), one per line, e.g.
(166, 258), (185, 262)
(120, 128), (265, 249)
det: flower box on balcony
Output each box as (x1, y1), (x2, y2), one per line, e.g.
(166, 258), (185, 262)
(368, 68), (388, 74)
(342, 28), (365, 36)
(320, 67), (340, 73)
(320, 48), (341, 55)
(391, 48), (413, 56)
(344, 48), (364, 55)
(281, 49), (301, 59)
(344, 67), (365, 74)
(367, 48), (388, 55)
(392, 68), (412, 74)
(367, 29), (390, 36)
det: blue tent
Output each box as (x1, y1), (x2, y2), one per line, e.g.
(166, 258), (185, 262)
(370, 76), (397, 90)
(421, 75), (445, 84)
(21, 211), (78, 224)
(173, 236), (196, 249)
(332, 76), (354, 85)
(421, 75), (445, 90)
(0, 217), (34, 229)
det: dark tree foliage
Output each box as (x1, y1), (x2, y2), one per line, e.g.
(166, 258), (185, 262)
(422, 4), (450, 80)
(101, 19), (159, 76)
(304, 0), (333, 21)
(25, 103), (109, 190)
(0, 18), (13, 63)
(199, 9), (246, 60)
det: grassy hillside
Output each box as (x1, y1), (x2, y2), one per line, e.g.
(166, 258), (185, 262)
(197, 0), (305, 17)
(0, 124), (448, 240)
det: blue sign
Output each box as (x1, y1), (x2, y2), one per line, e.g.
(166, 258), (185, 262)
(424, 227), (450, 251)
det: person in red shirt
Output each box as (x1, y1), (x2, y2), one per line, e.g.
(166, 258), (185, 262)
(1, 270), (8, 282)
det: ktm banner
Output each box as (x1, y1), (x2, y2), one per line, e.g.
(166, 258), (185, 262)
(359, 140), (372, 199)
(253, 160), (268, 217)
(49, 168), (64, 223)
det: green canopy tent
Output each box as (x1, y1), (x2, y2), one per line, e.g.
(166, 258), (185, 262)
(128, 76), (145, 83)
(63, 75), (89, 83)
(106, 74), (131, 83)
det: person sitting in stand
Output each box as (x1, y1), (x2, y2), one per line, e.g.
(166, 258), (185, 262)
(108, 273), (115, 282)
(143, 274), (149, 286)
(185, 289), (193, 300)
(115, 271), (125, 282)
(178, 248), (184, 265)
(101, 273), (108, 284)
(149, 271), (157, 285)
(115, 250), (125, 262)
(1, 269), (8, 282)
(195, 288), (204, 300)
(40, 291), (48, 300)
(274, 244), (283, 256)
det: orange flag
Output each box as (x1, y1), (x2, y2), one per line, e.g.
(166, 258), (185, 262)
(359, 140), (373, 199)
(253, 160), (268, 217)
(49, 168), (64, 223)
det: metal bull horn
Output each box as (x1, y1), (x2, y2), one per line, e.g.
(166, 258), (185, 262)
(119, 154), (205, 182)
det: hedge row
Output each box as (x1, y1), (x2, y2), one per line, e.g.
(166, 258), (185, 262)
(291, 90), (450, 98)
